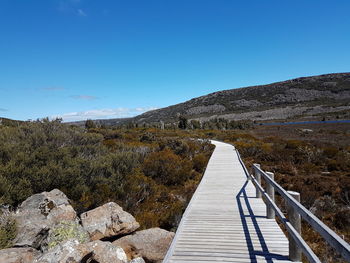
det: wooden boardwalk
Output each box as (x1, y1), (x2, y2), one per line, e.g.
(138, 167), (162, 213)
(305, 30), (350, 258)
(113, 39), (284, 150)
(163, 140), (296, 263)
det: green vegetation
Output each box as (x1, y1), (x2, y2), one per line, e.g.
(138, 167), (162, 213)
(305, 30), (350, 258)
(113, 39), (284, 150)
(0, 117), (349, 262)
(178, 115), (188, 129)
(0, 119), (214, 232)
(0, 212), (17, 249)
(182, 117), (253, 130)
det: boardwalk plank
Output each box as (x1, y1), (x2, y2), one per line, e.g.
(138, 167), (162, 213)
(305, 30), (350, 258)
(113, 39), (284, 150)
(163, 141), (295, 263)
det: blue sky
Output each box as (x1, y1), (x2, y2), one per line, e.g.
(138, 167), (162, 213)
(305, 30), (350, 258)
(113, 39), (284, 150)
(0, 0), (349, 121)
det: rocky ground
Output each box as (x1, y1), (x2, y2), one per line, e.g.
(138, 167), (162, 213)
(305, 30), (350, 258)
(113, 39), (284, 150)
(197, 104), (350, 122)
(0, 189), (174, 263)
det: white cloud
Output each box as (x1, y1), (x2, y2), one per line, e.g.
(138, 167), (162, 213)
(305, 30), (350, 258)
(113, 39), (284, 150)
(41, 87), (65, 91)
(70, 95), (97, 100)
(51, 107), (158, 122)
(58, 1), (87, 17)
(77, 9), (87, 16)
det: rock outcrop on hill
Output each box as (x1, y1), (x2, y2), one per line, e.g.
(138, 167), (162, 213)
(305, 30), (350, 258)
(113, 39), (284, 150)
(0, 189), (174, 263)
(128, 73), (350, 124)
(71, 72), (350, 127)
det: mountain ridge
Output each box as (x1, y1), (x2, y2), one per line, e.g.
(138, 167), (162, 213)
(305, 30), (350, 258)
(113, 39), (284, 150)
(48, 72), (350, 126)
(113, 72), (350, 125)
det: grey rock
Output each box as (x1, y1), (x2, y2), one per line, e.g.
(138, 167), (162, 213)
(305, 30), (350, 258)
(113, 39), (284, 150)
(80, 202), (139, 240)
(88, 240), (128, 263)
(44, 220), (89, 251)
(35, 239), (127, 263)
(113, 227), (174, 263)
(0, 247), (41, 263)
(129, 257), (145, 263)
(186, 104), (226, 115)
(13, 189), (77, 248)
(34, 239), (87, 263)
(0, 205), (12, 222)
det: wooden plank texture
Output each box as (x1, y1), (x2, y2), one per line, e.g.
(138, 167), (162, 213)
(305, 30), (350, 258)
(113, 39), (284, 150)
(163, 141), (296, 263)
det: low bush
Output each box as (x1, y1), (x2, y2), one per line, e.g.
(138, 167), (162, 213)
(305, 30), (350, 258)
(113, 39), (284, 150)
(0, 120), (214, 233)
(0, 212), (17, 249)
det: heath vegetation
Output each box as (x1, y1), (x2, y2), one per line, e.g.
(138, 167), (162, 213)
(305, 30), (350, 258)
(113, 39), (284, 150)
(0, 118), (349, 262)
(0, 119), (214, 248)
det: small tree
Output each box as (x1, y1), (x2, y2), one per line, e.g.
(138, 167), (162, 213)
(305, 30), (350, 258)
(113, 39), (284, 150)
(190, 120), (201, 129)
(85, 119), (96, 129)
(178, 115), (188, 129)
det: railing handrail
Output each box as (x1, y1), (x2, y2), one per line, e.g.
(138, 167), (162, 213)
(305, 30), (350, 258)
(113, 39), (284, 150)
(252, 163), (350, 262)
(237, 147), (350, 262)
(236, 150), (321, 262)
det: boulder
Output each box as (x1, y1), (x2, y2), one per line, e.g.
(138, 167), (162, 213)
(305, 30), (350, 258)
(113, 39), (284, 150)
(80, 202), (139, 240)
(113, 227), (174, 263)
(44, 220), (89, 251)
(0, 247), (40, 263)
(129, 257), (146, 263)
(13, 189), (77, 248)
(87, 240), (128, 263)
(34, 239), (127, 263)
(34, 239), (88, 263)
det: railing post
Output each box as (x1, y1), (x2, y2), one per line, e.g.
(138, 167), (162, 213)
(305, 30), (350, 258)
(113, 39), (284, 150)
(254, 164), (261, 198)
(266, 172), (275, 219)
(287, 191), (302, 262)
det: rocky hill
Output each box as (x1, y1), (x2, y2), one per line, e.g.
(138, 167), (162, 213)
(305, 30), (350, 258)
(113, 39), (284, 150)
(8, 73), (348, 126)
(126, 73), (350, 125)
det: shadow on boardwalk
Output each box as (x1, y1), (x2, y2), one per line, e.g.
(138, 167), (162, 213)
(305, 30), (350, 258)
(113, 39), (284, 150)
(236, 180), (290, 263)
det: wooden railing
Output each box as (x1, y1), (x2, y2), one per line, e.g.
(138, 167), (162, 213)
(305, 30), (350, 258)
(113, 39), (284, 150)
(236, 150), (350, 263)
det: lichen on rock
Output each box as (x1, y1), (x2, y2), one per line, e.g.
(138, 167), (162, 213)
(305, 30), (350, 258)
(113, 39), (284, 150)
(46, 220), (89, 250)
(35, 239), (128, 263)
(13, 189), (77, 248)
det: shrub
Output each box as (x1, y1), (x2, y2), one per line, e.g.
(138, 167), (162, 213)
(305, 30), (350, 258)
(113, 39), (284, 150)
(327, 160), (339, 171)
(159, 139), (190, 157)
(334, 208), (350, 231)
(0, 212), (17, 249)
(178, 116), (188, 129)
(123, 169), (157, 211)
(285, 139), (303, 150)
(193, 154), (207, 173)
(139, 132), (155, 143)
(0, 122), (214, 234)
(142, 149), (192, 186)
(323, 147), (339, 158)
(310, 196), (337, 219)
(85, 119), (96, 129)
